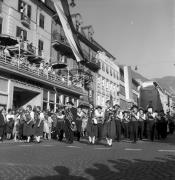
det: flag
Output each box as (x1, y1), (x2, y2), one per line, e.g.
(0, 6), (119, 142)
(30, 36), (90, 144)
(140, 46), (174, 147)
(53, 0), (83, 62)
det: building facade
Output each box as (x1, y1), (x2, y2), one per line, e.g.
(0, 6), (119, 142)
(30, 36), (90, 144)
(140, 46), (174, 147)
(0, 0), (85, 110)
(118, 65), (139, 110)
(95, 51), (120, 108)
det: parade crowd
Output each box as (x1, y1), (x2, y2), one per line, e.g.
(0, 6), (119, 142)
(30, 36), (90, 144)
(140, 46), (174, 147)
(0, 101), (174, 146)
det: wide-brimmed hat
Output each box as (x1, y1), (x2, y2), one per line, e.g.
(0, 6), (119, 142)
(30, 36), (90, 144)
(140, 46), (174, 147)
(122, 110), (130, 114)
(66, 101), (74, 106)
(96, 105), (102, 109)
(130, 105), (138, 110)
(139, 107), (144, 111)
(113, 104), (120, 108)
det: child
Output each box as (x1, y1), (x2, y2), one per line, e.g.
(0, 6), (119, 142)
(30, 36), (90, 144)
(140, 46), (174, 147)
(13, 111), (20, 142)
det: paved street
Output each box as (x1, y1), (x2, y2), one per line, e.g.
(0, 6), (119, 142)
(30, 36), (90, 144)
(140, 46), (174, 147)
(1, 135), (175, 180)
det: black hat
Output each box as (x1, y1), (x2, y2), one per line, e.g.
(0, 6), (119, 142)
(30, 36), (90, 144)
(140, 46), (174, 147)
(77, 105), (82, 109)
(66, 101), (74, 106)
(96, 105), (102, 109)
(139, 107), (144, 111)
(131, 105), (138, 110)
(123, 110), (129, 114)
(113, 104), (120, 108)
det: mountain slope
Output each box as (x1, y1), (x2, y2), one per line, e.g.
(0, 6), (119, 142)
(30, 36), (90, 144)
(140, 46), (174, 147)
(154, 76), (175, 95)
(132, 71), (149, 83)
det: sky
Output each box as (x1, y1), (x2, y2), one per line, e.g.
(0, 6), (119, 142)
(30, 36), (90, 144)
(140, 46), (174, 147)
(70, 0), (174, 79)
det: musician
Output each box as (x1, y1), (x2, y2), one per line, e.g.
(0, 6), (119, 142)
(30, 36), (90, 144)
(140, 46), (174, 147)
(130, 105), (139, 143)
(138, 107), (146, 140)
(122, 111), (130, 139)
(94, 105), (104, 142)
(113, 104), (122, 142)
(75, 106), (84, 141)
(64, 101), (77, 144)
(86, 104), (98, 144)
(56, 108), (65, 142)
(103, 100), (116, 146)
(146, 107), (155, 141)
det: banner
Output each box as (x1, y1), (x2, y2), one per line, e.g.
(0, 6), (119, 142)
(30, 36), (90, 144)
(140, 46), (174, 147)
(53, 0), (83, 62)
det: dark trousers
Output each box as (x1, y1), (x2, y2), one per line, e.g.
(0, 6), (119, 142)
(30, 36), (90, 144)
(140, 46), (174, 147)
(123, 123), (129, 138)
(97, 123), (103, 140)
(64, 120), (73, 143)
(58, 129), (64, 141)
(155, 122), (161, 140)
(147, 121), (155, 141)
(160, 122), (167, 139)
(130, 121), (138, 142)
(115, 120), (121, 141)
(138, 121), (144, 140)
(143, 121), (147, 138)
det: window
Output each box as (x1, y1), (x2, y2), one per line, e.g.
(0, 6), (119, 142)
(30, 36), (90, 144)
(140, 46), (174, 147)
(133, 93), (138, 103)
(110, 67), (113, 76)
(39, 13), (45, 29)
(18, 0), (31, 18)
(106, 64), (109, 74)
(102, 77), (105, 87)
(102, 62), (105, 71)
(120, 85), (126, 96)
(16, 26), (27, 41)
(38, 39), (44, 56)
(106, 80), (109, 89)
(0, 18), (2, 34)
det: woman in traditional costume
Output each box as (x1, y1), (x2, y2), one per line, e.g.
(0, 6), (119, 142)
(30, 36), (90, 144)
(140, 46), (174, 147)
(103, 100), (116, 146)
(87, 104), (98, 144)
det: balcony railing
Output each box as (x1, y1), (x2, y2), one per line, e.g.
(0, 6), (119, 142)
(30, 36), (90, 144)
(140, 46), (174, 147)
(21, 41), (36, 55)
(52, 32), (70, 47)
(82, 48), (100, 71)
(0, 53), (83, 94)
(21, 14), (30, 28)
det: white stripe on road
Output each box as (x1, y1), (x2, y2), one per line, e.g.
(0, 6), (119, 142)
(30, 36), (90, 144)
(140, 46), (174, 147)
(94, 147), (112, 150)
(41, 144), (54, 147)
(125, 148), (143, 151)
(66, 146), (81, 148)
(158, 150), (175, 152)
(18, 144), (33, 147)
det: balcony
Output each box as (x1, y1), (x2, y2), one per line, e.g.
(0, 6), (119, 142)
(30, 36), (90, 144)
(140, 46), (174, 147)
(52, 32), (75, 59)
(0, 53), (84, 96)
(21, 14), (30, 28)
(81, 49), (100, 72)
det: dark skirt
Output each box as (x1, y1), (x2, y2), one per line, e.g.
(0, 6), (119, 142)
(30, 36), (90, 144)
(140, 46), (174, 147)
(57, 120), (65, 131)
(34, 121), (43, 136)
(6, 121), (14, 134)
(75, 120), (82, 132)
(103, 120), (116, 139)
(0, 126), (4, 137)
(23, 121), (34, 136)
(87, 120), (98, 137)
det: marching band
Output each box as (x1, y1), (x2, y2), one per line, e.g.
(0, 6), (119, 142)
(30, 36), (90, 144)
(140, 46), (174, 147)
(0, 100), (174, 146)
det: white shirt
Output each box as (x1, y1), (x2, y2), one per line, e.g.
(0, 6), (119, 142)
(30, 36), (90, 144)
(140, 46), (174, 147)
(6, 114), (14, 122)
(94, 109), (104, 118)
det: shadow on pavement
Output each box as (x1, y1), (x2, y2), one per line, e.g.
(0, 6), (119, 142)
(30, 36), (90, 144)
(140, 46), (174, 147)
(28, 155), (175, 180)
(28, 166), (88, 180)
